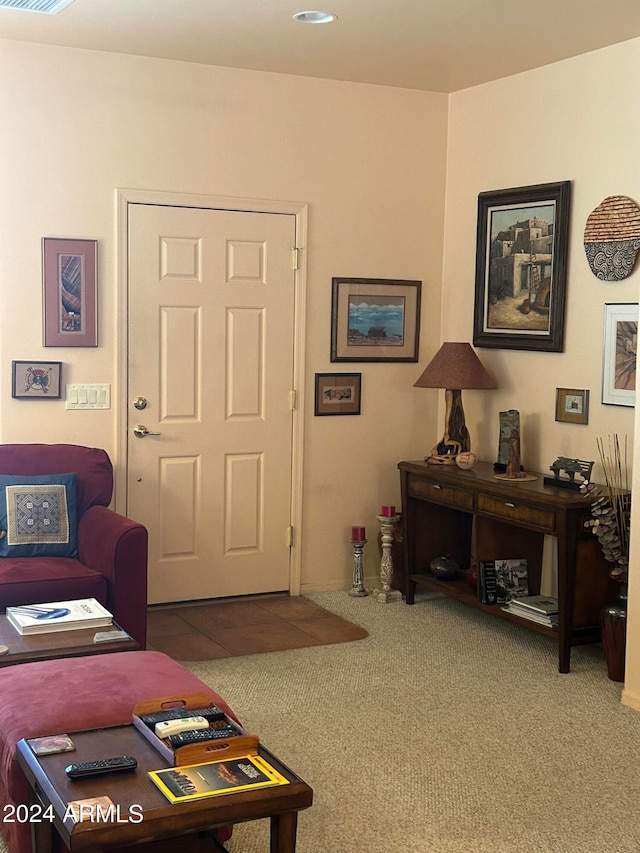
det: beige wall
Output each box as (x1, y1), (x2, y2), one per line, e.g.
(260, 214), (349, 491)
(3, 35), (640, 702)
(443, 39), (640, 701)
(0, 40), (447, 592)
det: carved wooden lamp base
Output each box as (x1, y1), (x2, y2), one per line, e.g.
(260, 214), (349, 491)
(426, 389), (469, 465)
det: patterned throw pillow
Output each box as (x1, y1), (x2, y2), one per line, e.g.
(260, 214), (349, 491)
(0, 473), (78, 558)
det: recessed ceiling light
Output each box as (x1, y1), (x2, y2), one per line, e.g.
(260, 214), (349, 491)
(293, 10), (337, 24)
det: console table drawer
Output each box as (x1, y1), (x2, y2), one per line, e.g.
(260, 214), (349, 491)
(476, 492), (556, 532)
(408, 475), (474, 511)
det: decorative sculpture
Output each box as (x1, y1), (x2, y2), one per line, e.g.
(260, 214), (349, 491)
(496, 410), (520, 471)
(543, 457), (594, 490)
(493, 409), (538, 481)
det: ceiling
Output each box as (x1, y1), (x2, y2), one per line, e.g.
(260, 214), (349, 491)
(2, 0), (640, 93)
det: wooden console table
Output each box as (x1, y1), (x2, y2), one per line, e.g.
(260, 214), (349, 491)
(398, 460), (614, 673)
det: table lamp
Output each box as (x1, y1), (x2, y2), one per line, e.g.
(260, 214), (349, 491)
(414, 342), (496, 465)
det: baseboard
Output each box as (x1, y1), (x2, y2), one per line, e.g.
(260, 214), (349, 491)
(300, 579), (352, 593)
(620, 687), (640, 712)
(300, 574), (401, 595)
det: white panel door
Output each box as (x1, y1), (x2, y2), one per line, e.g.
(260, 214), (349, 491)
(127, 203), (296, 603)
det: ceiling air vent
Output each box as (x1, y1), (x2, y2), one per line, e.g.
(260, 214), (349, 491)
(0, 0), (75, 12)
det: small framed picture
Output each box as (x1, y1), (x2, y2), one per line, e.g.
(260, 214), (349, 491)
(314, 373), (362, 416)
(555, 387), (589, 424)
(43, 237), (98, 347)
(602, 303), (637, 407)
(12, 361), (62, 399)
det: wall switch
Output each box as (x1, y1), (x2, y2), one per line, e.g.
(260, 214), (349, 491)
(66, 384), (111, 410)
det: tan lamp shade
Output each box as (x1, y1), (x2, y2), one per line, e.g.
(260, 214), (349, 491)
(414, 342), (495, 464)
(414, 342), (496, 390)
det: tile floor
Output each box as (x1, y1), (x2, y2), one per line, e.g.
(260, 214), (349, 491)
(146, 594), (368, 660)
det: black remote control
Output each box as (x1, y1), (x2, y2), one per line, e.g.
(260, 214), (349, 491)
(140, 706), (226, 728)
(168, 725), (241, 747)
(65, 756), (138, 779)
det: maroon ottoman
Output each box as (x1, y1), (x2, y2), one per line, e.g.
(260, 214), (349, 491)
(0, 651), (239, 853)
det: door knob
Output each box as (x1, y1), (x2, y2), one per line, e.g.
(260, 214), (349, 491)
(133, 397), (148, 410)
(133, 424), (161, 438)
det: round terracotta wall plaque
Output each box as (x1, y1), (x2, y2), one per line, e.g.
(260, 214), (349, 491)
(584, 195), (640, 281)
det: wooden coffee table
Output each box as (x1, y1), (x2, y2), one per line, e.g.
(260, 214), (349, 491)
(16, 723), (313, 852)
(0, 614), (139, 667)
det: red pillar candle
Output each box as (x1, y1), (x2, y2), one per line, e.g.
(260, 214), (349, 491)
(381, 505), (396, 517)
(351, 526), (366, 541)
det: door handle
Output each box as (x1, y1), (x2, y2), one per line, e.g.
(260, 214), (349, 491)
(133, 424), (161, 438)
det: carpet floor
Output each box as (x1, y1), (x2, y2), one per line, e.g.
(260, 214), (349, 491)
(146, 593), (368, 660)
(2, 591), (640, 853)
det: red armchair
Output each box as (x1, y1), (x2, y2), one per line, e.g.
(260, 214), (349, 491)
(0, 444), (148, 647)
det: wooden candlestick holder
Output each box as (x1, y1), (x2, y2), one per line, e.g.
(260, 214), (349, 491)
(349, 539), (368, 597)
(373, 514), (402, 603)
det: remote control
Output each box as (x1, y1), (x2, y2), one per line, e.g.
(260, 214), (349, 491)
(168, 725), (241, 747)
(154, 716), (210, 738)
(141, 706), (226, 728)
(65, 756), (137, 779)
(93, 629), (130, 644)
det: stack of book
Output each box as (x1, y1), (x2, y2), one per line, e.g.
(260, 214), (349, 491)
(5, 598), (113, 635)
(502, 595), (559, 627)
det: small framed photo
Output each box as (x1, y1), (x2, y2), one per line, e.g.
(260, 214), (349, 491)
(602, 303), (638, 407)
(473, 181), (571, 352)
(555, 388), (589, 424)
(314, 373), (361, 416)
(330, 277), (421, 362)
(43, 237), (98, 347)
(12, 361), (62, 399)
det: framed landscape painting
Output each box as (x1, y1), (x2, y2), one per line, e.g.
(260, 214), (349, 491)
(473, 181), (571, 352)
(330, 277), (421, 362)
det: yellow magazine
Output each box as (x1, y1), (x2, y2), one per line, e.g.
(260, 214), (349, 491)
(149, 753), (289, 803)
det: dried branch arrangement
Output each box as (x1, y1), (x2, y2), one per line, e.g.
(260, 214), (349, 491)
(580, 434), (631, 582)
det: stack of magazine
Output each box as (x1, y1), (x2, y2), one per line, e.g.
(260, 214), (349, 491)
(502, 595), (559, 627)
(149, 755), (289, 802)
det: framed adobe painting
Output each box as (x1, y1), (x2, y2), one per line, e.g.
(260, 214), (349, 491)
(330, 277), (421, 362)
(473, 181), (571, 352)
(42, 238), (98, 347)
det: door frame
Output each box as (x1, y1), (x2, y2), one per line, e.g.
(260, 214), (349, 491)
(115, 188), (308, 595)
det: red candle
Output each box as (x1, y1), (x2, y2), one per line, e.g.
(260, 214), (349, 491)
(351, 526), (366, 541)
(381, 505), (396, 517)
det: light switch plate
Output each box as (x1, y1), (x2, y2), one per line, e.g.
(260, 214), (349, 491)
(65, 384), (111, 410)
